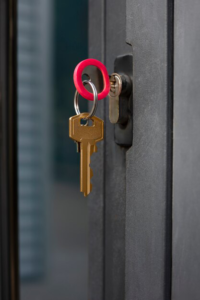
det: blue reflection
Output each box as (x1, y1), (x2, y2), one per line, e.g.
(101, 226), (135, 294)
(18, 0), (88, 299)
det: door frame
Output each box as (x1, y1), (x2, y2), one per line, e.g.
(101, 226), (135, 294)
(0, 0), (19, 299)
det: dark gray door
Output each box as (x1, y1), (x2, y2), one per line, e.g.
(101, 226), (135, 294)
(172, 0), (200, 299)
(89, 0), (200, 298)
(88, 0), (173, 299)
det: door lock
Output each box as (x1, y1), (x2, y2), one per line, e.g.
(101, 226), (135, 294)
(109, 72), (132, 124)
(109, 54), (133, 147)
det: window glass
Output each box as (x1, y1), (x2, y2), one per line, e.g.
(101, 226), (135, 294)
(17, 1), (88, 299)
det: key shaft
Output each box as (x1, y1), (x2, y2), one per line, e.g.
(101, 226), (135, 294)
(80, 141), (97, 196)
(69, 113), (104, 196)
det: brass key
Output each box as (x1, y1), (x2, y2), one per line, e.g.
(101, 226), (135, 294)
(69, 112), (104, 196)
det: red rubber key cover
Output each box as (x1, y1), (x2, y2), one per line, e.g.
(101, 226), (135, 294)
(73, 58), (110, 101)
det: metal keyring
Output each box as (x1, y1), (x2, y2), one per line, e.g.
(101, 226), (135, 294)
(74, 80), (98, 120)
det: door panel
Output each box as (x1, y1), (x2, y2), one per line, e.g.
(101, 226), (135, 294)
(172, 0), (200, 299)
(89, 0), (173, 299)
(104, 1), (131, 300)
(126, 0), (173, 299)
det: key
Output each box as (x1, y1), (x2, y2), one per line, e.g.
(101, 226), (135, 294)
(69, 112), (104, 196)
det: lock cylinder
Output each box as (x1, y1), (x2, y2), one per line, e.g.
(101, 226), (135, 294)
(109, 73), (132, 125)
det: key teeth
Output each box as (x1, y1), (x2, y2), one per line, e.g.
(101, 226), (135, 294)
(87, 168), (93, 196)
(82, 184), (92, 197)
(80, 143), (98, 197)
(91, 144), (97, 154)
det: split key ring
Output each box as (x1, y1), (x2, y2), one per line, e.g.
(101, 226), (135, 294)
(74, 80), (98, 121)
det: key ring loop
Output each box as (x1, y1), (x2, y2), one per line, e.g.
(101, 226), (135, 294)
(74, 80), (98, 120)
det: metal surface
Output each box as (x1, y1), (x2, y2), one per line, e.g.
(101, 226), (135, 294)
(69, 113), (104, 197)
(89, 0), (173, 299)
(0, 0), (19, 299)
(172, 0), (200, 299)
(74, 80), (98, 119)
(125, 0), (173, 298)
(104, 2), (130, 298)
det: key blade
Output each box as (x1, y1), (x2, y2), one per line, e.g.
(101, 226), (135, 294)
(80, 141), (97, 197)
(80, 142), (90, 196)
(69, 113), (104, 197)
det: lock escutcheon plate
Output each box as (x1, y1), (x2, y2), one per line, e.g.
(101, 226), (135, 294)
(111, 54), (133, 147)
(109, 73), (122, 124)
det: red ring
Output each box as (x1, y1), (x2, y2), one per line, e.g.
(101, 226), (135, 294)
(73, 58), (110, 101)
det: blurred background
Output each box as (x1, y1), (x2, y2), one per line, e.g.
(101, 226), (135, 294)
(17, 0), (88, 299)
